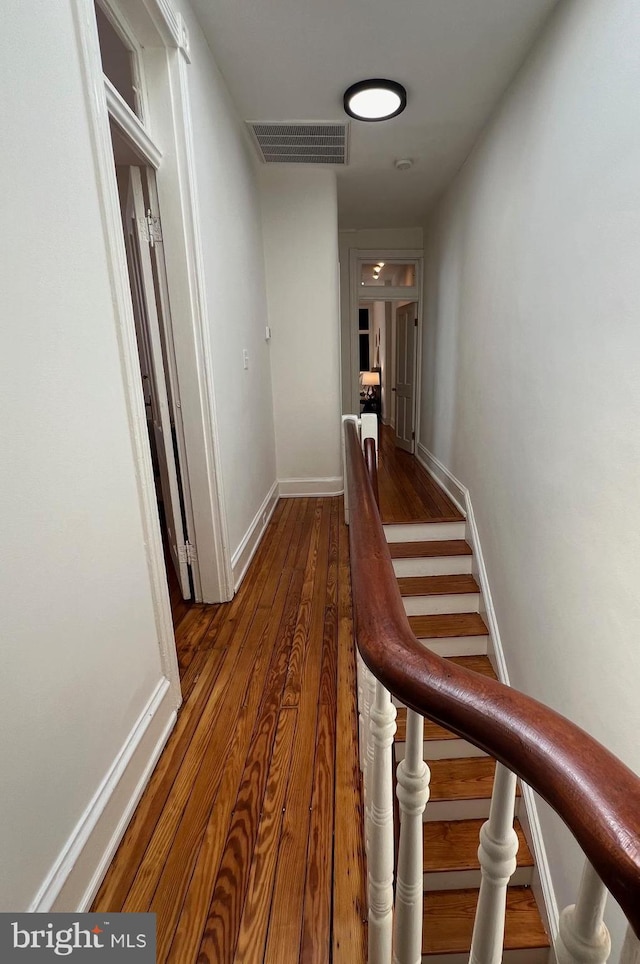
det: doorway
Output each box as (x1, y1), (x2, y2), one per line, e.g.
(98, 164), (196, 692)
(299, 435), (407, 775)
(350, 250), (422, 453)
(112, 149), (195, 613)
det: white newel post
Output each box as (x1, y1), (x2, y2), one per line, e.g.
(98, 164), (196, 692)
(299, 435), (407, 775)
(393, 709), (430, 964)
(368, 679), (397, 964)
(557, 861), (611, 964)
(360, 412), (379, 462)
(469, 762), (519, 964)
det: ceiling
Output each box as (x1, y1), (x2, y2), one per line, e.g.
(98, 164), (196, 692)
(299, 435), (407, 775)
(191, 0), (558, 229)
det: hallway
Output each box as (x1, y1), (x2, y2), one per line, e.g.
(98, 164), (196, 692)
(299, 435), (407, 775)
(92, 444), (465, 962)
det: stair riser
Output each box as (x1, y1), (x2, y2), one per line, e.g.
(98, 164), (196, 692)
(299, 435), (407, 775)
(423, 865), (534, 892)
(424, 798), (521, 822)
(396, 740), (487, 762)
(422, 947), (548, 964)
(420, 636), (489, 657)
(384, 522), (466, 543)
(403, 593), (480, 616)
(392, 556), (473, 577)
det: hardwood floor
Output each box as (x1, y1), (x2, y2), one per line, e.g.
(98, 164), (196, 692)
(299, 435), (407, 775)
(378, 424), (463, 524)
(93, 497), (366, 964)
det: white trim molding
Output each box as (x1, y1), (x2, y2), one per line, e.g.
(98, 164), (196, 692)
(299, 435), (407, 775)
(279, 476), (344, 498)
(31, 678), (176, 912)
(142, 0), (191, 60)
(105, 78), (162, 169)
(231, 481), (279, 590)
(416, 443), (466, 515)
(415, 441), (560, 947)
(108, 0), (191, 61)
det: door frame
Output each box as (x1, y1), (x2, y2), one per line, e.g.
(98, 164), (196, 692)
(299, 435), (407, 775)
(72, 0), (234, 700)
(348, 248), (423, 450)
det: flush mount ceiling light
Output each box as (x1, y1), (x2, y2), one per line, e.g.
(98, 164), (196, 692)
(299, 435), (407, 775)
(343, 79), (407, 122)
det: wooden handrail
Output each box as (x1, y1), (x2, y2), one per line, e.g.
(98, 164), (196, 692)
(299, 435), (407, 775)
(345, 420), (640, 936)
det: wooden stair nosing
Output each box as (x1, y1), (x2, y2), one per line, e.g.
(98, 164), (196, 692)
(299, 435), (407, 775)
(398, 574), (479, 597)
(408, 613), (488, 639)
(388, 540), (472, 560)
(422, 887), (549, 955)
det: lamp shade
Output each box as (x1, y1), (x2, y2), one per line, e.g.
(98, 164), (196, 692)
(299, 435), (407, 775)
(361, 371), (380, 387)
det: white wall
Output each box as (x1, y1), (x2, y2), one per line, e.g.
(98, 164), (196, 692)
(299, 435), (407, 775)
(0, 0), (280, 912)
(0, 0), (169, 911)
(176, 0), (277, 558)
(339, 227), (423, 413)
(260, 168), (342, 494)
(420, 0), (640, 952)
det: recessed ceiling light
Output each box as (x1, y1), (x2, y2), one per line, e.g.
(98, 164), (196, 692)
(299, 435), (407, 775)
(343, 79), (407, 122)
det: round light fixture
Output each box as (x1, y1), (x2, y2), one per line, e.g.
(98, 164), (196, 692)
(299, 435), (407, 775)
(343, 79), (407, 122)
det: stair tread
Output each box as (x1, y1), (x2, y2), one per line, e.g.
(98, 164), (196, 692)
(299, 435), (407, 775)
(395, 658), (498, 742)
(423, 887), (549, 954)
(398, 574), (479, 596)
(408, 613), (488, 639)
(429, 757), (521, 801)
(424, 819), (533, 872)
(388, 539), (472, 560)
(425, 758), (522, 802)
(385, 517), (464, 526)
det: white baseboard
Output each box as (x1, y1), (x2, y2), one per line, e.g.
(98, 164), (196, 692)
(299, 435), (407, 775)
(231, 480), (279, 591)
(522, 784), (560, 950)
(30, 677), (176, 913)
(278, 476), (344, 498)
(416, 441), (559, 948)
(416, 443), (466, 515)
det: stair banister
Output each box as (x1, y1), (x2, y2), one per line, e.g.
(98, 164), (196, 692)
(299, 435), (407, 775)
(557, 861), (611, 964)
(469, 762), (520, 964)
(393, 708), (430, 964)
(367, 676), (397, 964)
(343, 417), (640, 959)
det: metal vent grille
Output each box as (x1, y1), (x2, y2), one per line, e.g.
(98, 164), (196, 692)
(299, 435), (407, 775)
(249, 123), (348, 165)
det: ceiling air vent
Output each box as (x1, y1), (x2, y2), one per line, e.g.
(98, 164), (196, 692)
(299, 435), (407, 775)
(249, 123), (348, 165)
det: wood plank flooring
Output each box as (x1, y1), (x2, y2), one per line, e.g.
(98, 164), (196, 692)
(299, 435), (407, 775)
(378, 424), (464, 524)
(93, 497), (366, 964)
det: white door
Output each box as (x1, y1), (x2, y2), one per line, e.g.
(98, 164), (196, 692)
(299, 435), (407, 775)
(394, 302), (417, 453)
(125, 167), (191, 598)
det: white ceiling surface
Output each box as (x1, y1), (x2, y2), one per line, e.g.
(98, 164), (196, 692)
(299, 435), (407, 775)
(191, 0), (558, 228)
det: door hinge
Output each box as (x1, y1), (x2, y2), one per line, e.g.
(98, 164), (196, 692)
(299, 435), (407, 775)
(140, 209), (162, 247)
(414, 318), (418, 327)
(412, 431), (415, 440)
(178, 541), (197, 567)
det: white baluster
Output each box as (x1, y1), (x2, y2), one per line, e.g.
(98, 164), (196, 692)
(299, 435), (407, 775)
(394, 709), (430, 964)
(621, 925), (640, 964)
(356, 651), (366, 773)
(365, 664), (378, 852)
(368, 679), (397, 964)
(469, 762), (519, 964)
(557, 861), (611, 964)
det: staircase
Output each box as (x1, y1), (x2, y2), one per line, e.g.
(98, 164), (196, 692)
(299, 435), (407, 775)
(384, 518), (551, 964)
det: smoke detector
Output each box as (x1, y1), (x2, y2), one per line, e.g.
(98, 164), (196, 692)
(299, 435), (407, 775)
(394, 158), (413, 171)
